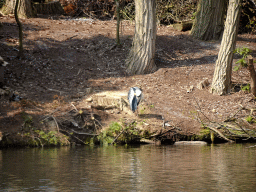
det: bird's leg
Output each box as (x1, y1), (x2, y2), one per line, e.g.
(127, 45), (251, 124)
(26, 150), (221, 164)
(135, 110), (139, 117)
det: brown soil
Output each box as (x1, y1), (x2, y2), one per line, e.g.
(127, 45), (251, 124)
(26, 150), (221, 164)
(1, 14), (256, 141)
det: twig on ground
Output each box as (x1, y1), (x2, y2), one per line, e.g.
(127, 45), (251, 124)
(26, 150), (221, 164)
(224, 105), (245, 122)
(70, 129), (98, 136)
(94, 118), (103, 128)
(193, 96), (212, 123)
(60, 129), (87, 145)
(69, 35), (78, 40)
(51, 115), (60, 132)
(40, 107), (62, 121)
(71, 102), (79, 112)
(76, 69), (81, 76)
(46, 87), (66, 95)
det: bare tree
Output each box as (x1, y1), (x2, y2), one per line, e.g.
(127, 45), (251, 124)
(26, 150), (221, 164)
(191, 0), (228, 41)
(210, 0), (242, 95)
(125, 0), (157, 75)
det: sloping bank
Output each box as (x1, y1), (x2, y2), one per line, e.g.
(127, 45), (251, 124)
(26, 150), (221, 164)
(0, 90), (255, 148)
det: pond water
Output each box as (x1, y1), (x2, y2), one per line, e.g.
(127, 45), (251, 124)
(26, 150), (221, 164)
(0, 143), (256, 191)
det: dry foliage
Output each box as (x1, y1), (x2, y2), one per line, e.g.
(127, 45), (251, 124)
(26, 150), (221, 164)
(59, 0), (198, 24)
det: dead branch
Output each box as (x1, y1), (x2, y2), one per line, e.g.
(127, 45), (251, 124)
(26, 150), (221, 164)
(94, 118), (103, 128)
(224, 105), (245, 122)
(35, 137), (44, 147)
(150, 127), (177, 138)
(233, 120), (256, 139)
(46, 87), (66, 95)
(40, 107), (62, 121)
(193, 96), (212, 123)
(51, 115), (60, 132)
(206, 124), (234, 143)
(71, 102), (79, 112)
(60, 129), (87, 145)
(111, 128), (125, 145)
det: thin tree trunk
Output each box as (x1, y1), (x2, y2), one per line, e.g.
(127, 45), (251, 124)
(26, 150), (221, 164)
(14, 0), (24, 58)
(247, 56), (256, 96)
(191, 0), (227, 41)
(125, 0), (157, 75)
(115, 0), (120, 45)
(210, 0), (242, 95)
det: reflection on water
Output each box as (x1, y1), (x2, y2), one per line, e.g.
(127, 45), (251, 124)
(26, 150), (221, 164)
(0, 143), (256, 191)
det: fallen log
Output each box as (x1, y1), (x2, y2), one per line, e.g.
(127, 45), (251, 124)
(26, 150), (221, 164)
(205, 121), (256, 142)
(174, 141), (207, 145)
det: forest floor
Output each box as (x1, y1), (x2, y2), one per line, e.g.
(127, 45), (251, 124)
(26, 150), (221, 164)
(0, 14), (256, 144)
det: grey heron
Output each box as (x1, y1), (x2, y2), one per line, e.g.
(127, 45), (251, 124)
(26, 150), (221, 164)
(128, 87), (142, 113)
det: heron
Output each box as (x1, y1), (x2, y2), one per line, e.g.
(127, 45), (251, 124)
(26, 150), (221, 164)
(128, 87), (142, 113)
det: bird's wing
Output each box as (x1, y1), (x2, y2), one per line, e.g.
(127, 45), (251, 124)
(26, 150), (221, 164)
(131, 96), (137, 112)
(128, 88), (134, 108)
(137, 94), (142, 106)
(134, 87), (142, 105)
(128, 88), (134, 101)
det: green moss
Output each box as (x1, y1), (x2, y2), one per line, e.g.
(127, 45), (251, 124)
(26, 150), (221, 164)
(245, 116), (254, 123)
(98, 121), (141, 145)
(189, 128), (211, 141)
(231, 130), (245, 136)
(199, 128), (211, 135)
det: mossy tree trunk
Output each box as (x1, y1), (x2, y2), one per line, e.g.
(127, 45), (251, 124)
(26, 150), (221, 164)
(1, 0), (36, 18)
(125, 0), (157, 75)
(210, 0), (242, 95)
(191, 0), (228, 41)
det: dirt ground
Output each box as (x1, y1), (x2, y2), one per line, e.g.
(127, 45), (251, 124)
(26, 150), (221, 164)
(1, 14), (256, 140)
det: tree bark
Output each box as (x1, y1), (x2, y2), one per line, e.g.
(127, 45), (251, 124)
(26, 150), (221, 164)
(125, 0), (157, 75)
(14, 0), (24, 58)
(1, 0), (36, 18)
(247, 56), (256, 97)
(191, 0), (228, 41)
(115, 0), (120, 45)
(210, 0), (242, 95)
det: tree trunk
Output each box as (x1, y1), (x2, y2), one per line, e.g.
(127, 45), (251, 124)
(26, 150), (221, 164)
(1, 0), (36, 18)
(115, 0), (120, 45)
(125, 0), (157, 75)
(247, 56), (256, 97)
(191, 0), (227, 41)
(210, 0), (242, 95)
(14, 0), (24, 58)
